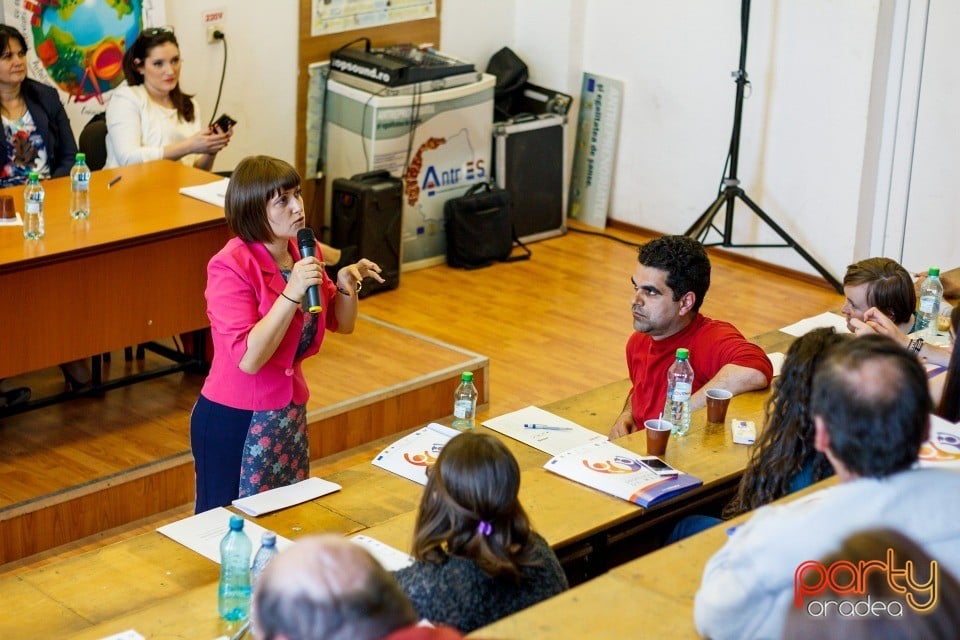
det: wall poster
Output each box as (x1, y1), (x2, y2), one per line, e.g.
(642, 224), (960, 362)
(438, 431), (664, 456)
(311, 0), (435, 37)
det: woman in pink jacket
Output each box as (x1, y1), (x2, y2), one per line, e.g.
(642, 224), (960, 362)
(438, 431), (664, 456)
(190, 155), (382, 513)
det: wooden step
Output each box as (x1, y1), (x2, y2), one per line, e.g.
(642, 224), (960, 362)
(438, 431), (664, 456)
(0, 315), (487, 564)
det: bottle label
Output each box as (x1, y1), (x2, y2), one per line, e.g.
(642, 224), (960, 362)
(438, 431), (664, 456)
(74, 182), (89, 191)
(26, 202), (40, 214)
(453, 400), (473, 419)
(671, 382), (692, 402)
(919, 296), (939, 314)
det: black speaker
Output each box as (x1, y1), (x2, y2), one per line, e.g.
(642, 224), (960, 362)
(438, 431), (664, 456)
(329, 170), (402, 297)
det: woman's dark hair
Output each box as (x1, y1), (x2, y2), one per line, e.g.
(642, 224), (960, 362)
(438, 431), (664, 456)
(723, 327), (849, 518)
(0, 25), (27, 58)
(121, 28), (195, 123)
(412, 432), (539, 582)
(937, 305), (960, 422)
(842, 257), (916, 326)
(225, 155), (301, 243)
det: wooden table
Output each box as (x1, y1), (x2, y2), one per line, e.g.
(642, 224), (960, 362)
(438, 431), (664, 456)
(0, 160), (229, 380)
(472, 479), (835, 639)
(0, 329), (792, 636)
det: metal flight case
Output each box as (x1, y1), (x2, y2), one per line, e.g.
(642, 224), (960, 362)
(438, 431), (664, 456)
(492, 113), (568, 243)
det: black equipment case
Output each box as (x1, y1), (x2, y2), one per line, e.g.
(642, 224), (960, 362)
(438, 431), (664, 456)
(329, 170), (402, 297)
(492, 113), (568, 243)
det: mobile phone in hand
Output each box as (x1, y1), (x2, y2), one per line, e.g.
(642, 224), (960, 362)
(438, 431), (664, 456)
(212, 113), (237, 132)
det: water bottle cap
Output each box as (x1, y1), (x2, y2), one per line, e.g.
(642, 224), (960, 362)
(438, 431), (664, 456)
(28, 171), (38, 181)
(229, 514), (244, 530)
(929, 267), (940, 276)
(75, 153), (86, 163)
(262, 531), (277, 545)
(676, 348), (689, 359)
(461, 371), (473, 382)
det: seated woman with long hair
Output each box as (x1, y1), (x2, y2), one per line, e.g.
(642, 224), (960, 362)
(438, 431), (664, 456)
(393, 432), (568, 633)
(667, 327), (849, 542)
(936, 305), (960, 423)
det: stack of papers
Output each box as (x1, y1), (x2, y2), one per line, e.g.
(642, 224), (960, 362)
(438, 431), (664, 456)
(779, 312), (850, 337)
(372, 423), (460, 485)
(544, 440), (702, 508)
(157, 507), (293, 564)
(351, 534), (415, 571)
(232, 477), (341, 516)
(482, 405), (607, 456)
(179, 178), (229, 208)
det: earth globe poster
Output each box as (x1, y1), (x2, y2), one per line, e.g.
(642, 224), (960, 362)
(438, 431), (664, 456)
(1, 0), (164, 130)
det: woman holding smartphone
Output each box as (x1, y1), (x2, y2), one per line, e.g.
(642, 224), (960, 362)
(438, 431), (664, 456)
(105, 27), (232, 170)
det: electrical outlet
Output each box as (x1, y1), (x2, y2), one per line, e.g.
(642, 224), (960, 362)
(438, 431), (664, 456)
(206, 25), (223, 44)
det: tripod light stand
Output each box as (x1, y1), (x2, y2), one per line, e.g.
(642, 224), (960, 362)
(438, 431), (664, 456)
(684, 0), (843, 293)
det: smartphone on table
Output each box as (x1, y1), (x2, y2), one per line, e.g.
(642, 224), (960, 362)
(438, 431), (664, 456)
(641, 457), (679, 476)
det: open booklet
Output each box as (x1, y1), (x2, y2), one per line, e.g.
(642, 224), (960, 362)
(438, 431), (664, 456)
(544, 440), (702, 508)
(372, 422), (461, 485)
(918, 412), (960, 468)
(482, 405), (607, 456)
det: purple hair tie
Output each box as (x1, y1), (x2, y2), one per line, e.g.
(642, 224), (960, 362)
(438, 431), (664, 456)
(477, 520), (493, 536)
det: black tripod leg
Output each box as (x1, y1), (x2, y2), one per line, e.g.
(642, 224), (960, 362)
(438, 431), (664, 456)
(685, 191), (727, 241)
(734, 191), (843, 293)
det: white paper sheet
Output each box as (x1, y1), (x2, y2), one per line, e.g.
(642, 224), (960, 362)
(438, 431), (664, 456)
(766, 352), (786, 377)
(157, 507), (292, 564)
(96, 631), (145, 640)
(779, 311), (850, 337)
(350, 534), (415, 571)
(232, 477), (341, 516)
(482, 406), (607, 456)
(179, 178), (229, 208)
(372, 423), (460, 485)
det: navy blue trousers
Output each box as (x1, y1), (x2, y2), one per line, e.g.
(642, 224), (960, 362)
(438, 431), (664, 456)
(190, 394), (253, 513)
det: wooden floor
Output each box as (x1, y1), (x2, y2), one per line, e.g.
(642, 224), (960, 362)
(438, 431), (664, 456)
(0, 221), (843, 572)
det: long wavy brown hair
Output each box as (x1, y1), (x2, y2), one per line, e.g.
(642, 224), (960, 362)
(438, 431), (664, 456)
(723, 327), (849, 518)
(411, 432), (540, 582)
(937, 305), (960, 422)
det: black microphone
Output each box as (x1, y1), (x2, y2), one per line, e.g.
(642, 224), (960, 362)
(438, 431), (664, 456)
(297, 228), (322, 314)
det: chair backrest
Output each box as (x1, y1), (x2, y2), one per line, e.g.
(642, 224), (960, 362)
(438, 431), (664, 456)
(78, 114), (108, 170)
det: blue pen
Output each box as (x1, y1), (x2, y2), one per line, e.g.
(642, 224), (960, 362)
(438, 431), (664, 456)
(523, 423), (573, 431)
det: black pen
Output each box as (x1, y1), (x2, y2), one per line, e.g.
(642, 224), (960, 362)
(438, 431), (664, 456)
(107, 176), (122, 189)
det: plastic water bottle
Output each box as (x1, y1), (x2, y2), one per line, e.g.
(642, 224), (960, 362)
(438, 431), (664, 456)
(218, 514), (252, 621)
(452, 371), (478, 430)
(664, 348), (694, 436)
(251, 530), (279, 586)
(23, 171), (44, 239)
(69, 153), (90, 219)
(917, 267), (943, 339)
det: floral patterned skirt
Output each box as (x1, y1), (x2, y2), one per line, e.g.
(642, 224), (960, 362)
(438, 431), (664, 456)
(237, 401), (310, 497)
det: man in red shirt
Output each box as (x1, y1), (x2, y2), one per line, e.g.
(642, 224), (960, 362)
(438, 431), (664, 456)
(610, 236), (773, 438)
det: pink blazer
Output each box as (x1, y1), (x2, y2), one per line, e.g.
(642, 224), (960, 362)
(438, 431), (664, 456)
(199, 237), (338, 410)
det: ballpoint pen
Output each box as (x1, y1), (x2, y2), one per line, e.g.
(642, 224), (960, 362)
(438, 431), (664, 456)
(523, 423), (573, 431)
(107, 176), (122, 189)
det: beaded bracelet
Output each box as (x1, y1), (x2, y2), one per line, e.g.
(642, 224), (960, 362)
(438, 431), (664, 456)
(907, 337), (924, 354)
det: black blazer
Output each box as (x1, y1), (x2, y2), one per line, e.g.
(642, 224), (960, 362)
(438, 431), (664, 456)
(6, 78), (78, 179)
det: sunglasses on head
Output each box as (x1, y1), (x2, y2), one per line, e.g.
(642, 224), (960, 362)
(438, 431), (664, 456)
(140, 26), (174, 37)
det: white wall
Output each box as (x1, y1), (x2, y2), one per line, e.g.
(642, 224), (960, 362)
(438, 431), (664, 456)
(165, 0), (299, 170)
